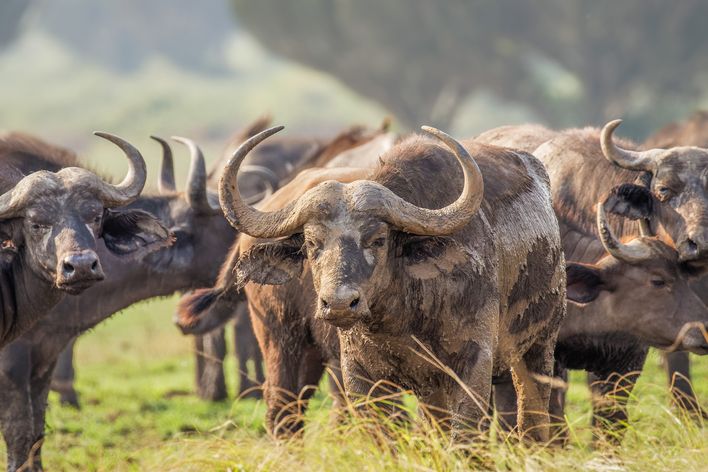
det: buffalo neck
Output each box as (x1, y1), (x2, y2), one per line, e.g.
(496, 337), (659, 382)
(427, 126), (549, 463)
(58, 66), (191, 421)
(0, 251), (64, 346)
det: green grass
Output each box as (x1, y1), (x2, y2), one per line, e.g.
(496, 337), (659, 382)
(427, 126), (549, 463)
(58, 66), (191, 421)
(0, 296), (705, 471)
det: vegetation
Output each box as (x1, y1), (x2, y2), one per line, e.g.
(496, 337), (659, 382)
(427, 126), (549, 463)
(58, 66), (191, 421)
(232, 0), (708, 136)
(0, 296), (705, 470)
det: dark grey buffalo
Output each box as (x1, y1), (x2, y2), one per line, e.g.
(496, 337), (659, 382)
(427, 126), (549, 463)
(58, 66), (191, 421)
(0, 134), (272, 471)
(478, 121), (708, 439)
(0, 132), (167, 348)
(214, 126), (566, 441)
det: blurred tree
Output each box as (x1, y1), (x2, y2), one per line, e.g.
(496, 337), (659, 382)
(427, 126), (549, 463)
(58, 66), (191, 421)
(36, 0), (235, 73)
(0, 0), (30, 50)
(231, 0), (708, 134)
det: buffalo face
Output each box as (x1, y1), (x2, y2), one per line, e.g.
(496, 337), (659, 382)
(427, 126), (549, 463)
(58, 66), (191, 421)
(566, 202), (708, 354)
(0, 133), (170, 295)
(222, 126), (484, 330)
(602, 120), (708, 264)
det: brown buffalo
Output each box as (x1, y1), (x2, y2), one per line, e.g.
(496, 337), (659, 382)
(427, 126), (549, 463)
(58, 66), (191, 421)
(177, 165), (370, 436)
(179, 119), (395, 405)
(213, 126), (566, 441)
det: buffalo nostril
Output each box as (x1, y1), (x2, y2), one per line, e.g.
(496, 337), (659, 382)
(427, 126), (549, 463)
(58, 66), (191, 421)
(350, 298), (360, 309)
(686, 239), (698, 253)
(321, 299), (329, 308)
(91, 260), (98, 271)
(63, 262), (75, 274)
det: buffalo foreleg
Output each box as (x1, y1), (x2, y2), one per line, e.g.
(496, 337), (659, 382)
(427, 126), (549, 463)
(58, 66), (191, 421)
(194, 328), (227, 401)
(663, 351), (706, 419)
(0, 341), (42, 472)
(50, 337), (80, 408)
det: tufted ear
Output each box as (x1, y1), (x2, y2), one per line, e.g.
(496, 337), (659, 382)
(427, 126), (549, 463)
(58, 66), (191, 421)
(235, 234), (305, 287)
(566, 262), (608, 304)
(399, 235), (471, 280)
(604, 183), (653, 220)
(101, 209), (173, 258)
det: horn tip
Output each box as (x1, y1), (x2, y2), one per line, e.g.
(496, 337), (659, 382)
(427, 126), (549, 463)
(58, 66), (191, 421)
(603, 119), (623, 133)
(150, 135), (168, 144)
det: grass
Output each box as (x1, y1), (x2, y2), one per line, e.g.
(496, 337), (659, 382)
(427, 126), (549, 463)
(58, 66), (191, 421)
(0, 296), (705, 471)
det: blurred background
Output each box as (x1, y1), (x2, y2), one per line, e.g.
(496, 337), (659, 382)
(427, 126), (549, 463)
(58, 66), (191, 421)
(4, 0), (708, 181)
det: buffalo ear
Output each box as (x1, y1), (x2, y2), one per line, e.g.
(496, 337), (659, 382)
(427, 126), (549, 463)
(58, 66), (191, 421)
(236, 234), (304, 287)
(566, 263), (607, 304)
(0, 220), (21, 266)
(399, 235), (471, 280)
(604, 183), (653, 220)
(101, 209), (173, 258)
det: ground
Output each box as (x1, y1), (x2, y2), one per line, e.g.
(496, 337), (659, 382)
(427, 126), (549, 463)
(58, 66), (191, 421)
(0, 295), (706, 471)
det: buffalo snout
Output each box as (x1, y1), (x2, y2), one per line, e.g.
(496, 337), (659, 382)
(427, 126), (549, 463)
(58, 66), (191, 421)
(56, 250), (105, 293)
(318, 285), (367, 328)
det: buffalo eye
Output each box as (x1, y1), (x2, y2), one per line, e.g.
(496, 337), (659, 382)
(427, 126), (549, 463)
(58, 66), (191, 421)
(367, 237), (386, 249)
(655, 186), (673, 201)
(30, 222), (49, 233)
(650, 278), (667, 288)
(305, 239), (322, 257)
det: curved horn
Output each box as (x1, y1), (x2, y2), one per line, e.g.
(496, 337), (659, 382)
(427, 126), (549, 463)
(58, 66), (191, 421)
(151, 136), (176, 194)
(93, 132), (148, 207)
(219, 126), (309, 237)
(597, 202), (652, 264)
(219, 125), (484, 239)
(240, 165), (280, 193)
(171, 136), (221, 215)
(377, 126), (484, 235)
(601, 120), (662, 172)
(242, 179), (274, 206)
(0, 185), (25, 220)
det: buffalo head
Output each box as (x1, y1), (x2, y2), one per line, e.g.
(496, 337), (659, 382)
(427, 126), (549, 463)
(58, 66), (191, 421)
(566, 199), (708, 354)
(219, 126), (483, 329)
(602, 120), (708, 264)
(0, 132), (169, 294)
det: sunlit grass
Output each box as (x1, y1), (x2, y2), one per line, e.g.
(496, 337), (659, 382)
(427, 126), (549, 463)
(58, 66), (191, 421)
(0, 298), (705, 470)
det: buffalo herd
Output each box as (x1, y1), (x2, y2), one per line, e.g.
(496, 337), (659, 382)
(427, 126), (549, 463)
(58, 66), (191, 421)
(1, 112), (706, 470)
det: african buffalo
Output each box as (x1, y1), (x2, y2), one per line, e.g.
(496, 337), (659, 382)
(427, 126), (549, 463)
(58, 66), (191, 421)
(556, 197), (708, 441)
(478, 121), (708, 439)
(641, 111), (708, 419)
(0, 134), (275, 471)
(0, 132), (167, 348)
(177, 165), (371, 436)
(213, 125), (566, 441)
(177, 120), (395, 404)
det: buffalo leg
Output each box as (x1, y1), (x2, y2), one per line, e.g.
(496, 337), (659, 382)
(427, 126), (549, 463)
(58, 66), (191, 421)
(548, 362), (569, 444)
(588, 349), (648, 444)
(262, 337), (308, 437)
(50, 337), (80, 408)
(0, 341), (41, 472)
(517, 342), (555, 442)
(663, 351), (706, 419)
(233, 303), (262, 399)
(195, 328), (227, 401)
(24, 364), (55, 472)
